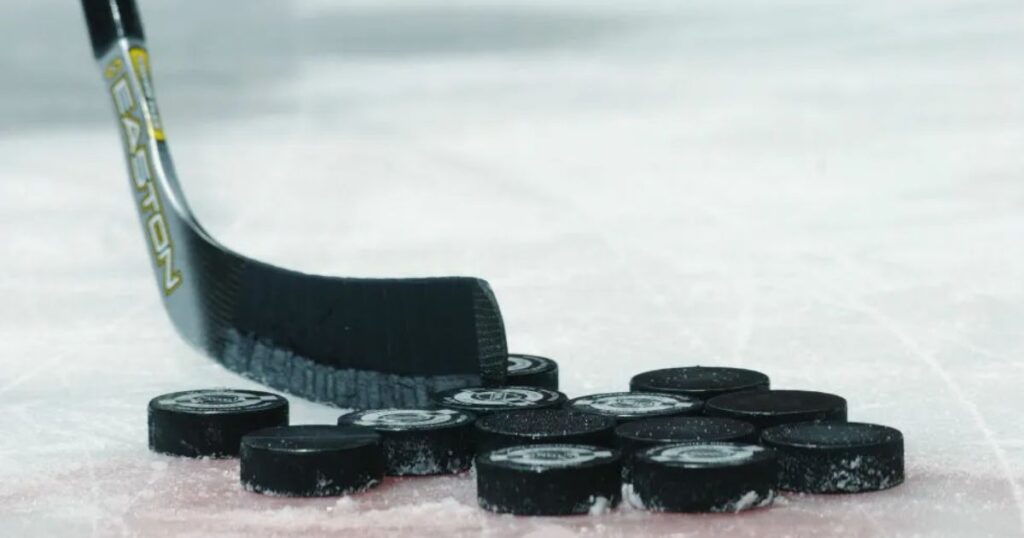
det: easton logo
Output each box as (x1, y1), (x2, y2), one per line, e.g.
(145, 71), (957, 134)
(490, 446), (612, 468)
(106, 50), (182, 295)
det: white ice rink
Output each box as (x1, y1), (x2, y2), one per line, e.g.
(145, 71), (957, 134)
(2, 0), (1023, 535)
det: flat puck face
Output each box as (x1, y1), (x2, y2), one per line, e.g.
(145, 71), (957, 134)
(630, 442), (777, 513)
(341, 409), (472, 431)
(243, 425), (380, 452)
(614, 417), (759, 481)
(616, 417), (758, 447)
(567, 392), (701, 422)
(240, 425), (383, 496)
(484, 445), (617, 470)
(338, 409), (476, 476)
(432, 386), (566, 415)
(148, 389), (289, 458)
(150, 389), (286, 415)
(640, 442), (772, 468)
(762, 421), (900, 449)
(705, 390), (847, 430)
(630, 367), (769, 400)
(475, 409), (616, 452)
(506, 354), (556, 376)
(762, 422), (904, 493)
(476, 444), (623, 515)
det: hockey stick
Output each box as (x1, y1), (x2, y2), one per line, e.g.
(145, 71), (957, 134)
(79, 0), (507, 407)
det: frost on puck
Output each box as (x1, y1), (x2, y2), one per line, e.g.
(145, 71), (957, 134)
(761, 421), (904, 493)
(338, 408), (475, 476)
(430, 386), (566, 416)
(629, 366), (770, 400)
(630, 442), (777, 513)
(505, 353), (559, 390)
(614, 417), (758, 481)
(566, 392), (702, 423)
(475, 409), (617, 453)
(476, 444), (622, 516)
(705, 389), (847, 431)
(147, 389), (289, 458)
(240, 425), (383, 497)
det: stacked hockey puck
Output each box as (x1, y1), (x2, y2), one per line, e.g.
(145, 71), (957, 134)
(144, 356), (572, 499)
(145, 355), (904, 516)
(146, 389), (480, 496)
(621, 366), (904, 511)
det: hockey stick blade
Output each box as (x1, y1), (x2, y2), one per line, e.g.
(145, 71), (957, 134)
(80, 0), (507, 407)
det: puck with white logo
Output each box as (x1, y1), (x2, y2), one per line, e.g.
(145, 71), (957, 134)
(338, 408), (475, 476)
(705, 389), (847, 431)
(630, 366), (770, 400)
(629, 442), (777, 513)
(148, 389), (289, 458)
(476, 444), (622, 515)
(761, 421), (904, 493)
(475, 409), (617, 453)
(566, 392), (702, 423)
(431, 386), (566, 416)
(240, 425), (383, 496)
(505, 353), (559, 390)
(614, 417), (758, 481)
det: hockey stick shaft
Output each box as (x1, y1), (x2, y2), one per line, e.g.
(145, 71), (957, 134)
(79, 0), (508, 406)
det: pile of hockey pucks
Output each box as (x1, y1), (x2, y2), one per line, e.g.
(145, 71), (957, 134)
(147, 356), (905, 515)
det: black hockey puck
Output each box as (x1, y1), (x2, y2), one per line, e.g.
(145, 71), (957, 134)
(475, 409), (617, 453)
(629, 442), (777, 513)
(148, 389), (289, 458)
(505, 353), (559, 390)
(338, 408), (475, 476)
(240, 425), (383, 496)
(476, 444), (622, 516)
(566, 392), (702, 423)
(431, 386), (566, 416)
(630, 366), (770, 400)
(761, 421), (905, 493)
(614, 417), (758, 481)
(705, 389), (847, 431)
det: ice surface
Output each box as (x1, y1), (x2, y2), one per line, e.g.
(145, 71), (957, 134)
(2, 0), (1024, 535)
